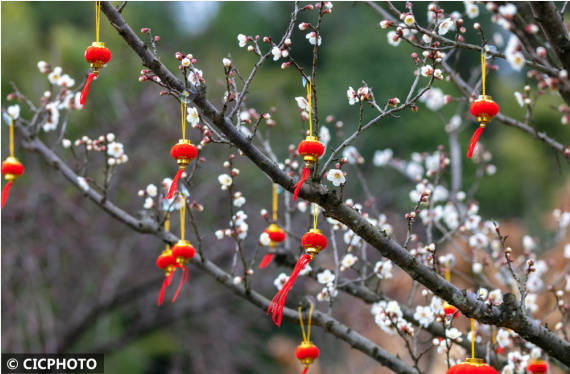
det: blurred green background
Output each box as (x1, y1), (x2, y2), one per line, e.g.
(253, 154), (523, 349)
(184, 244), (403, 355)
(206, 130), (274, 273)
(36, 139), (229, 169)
(2, 2), (569, 373)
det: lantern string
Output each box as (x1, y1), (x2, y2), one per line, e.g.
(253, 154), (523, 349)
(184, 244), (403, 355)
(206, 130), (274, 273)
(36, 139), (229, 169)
(180, 195), (185, 240)
(95, 1), (101, 43)
(181, 96), (187, 140)
(272, 183), (278, 222)
(481, 47), (486, 97)
(445, 258), (451, 282)
(312, 203), (319, 230)
(471, 318), (476, 359)
(306, 79), (312, 137)
(9, 118), (14, 158)
(298, 302), (314, 343)
(298, 306), (308, 343)
(164, 214), (170, 251)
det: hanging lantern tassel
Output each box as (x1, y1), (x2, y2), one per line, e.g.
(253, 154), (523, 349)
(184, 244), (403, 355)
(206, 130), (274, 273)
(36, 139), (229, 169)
(293, 137), (325, 201)
(267, 229), (327, 326)
(259, 224), (286, 268)
(296, 304), (319, 374)
(156, 248), (178, 306)
(467, 48), (499, 158)
(80, 2), (112, 109)
(165, 140), (197, 199)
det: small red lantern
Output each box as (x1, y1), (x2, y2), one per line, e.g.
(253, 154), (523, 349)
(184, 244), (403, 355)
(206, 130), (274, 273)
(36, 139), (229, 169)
(171, 239), (196, 302)
(80, 42), (112, 109)
(467, 95), (499, 158)
(296, 341), (319, 374)
(443, 301), (459, 319)
(1, 156), (24, 208)
(293, 136), (325, 201)
(527, 360), (548, 374)
(268, 229), (327, 326)
(80, 2), (112, 109)
(446, 358), (499, 374)
(259, 223), (286, 269)
(165, 139), (197, 199)
(156, 248), (178, 306)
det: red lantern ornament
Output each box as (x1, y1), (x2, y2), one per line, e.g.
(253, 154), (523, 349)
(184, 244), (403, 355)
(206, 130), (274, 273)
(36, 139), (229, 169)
(80, 2), (112, 109)
(443, 301), (459, 319)
(2, 118), (24, 208)
(165, 93), (198, 200)
(447, 320), (498, 374)
(296, 304), (319, 374)
(446, 358), (499, 374)
(268, 206), (326, 326)
(171, 195), (195, 303)
(292, 79), (324, 201)
(467, 48), (499, 158)
(156, 248), (178, 306)
(260, 184), (287, 269)
(527, 360), (548, 374)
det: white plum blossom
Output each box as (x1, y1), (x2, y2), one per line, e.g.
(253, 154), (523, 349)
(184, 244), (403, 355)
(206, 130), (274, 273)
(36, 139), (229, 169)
(317, 269), (335, 285)
(524, 293), (538, 314)
(299, 263), (312, 276)
(146, 184), (158, 197)
(218, 174), (233, 190)
(430, 296), (444, 314)
(498, 3), (517, 18)
(143, 197), (154, 209)
(188, 69), (203, 86)
(464, 1), (479, 18)
(58, 74), (75, 88)
(61, 139), (72, 148)
(374, 260), (393, 279)
(373, 149), (393, 166)
(319, 126), (330, 147)
(107, 142), (125, 158)
(420, 65), (434, 77)
(564, 243), (570, 258)
(340, 253), (358, 271)
(489, 289), (503, 305)
(327, 169), (346, 187)
(469, 233), (489, 248)
(344, 230), (362, 246)
(317, 285), (338, 302)
(342, 146), (362, 164)
(419, 88), (445, 111)
(306, 32), (322, 46)
(222, 58), (232, 67)
(438, 18), (454, 35)
(48, 66), (62, 84)
(514, 91), (525, 107)
(387, 31), (401, 46)
(522, 235), (536, 251)
(42, 103), (60, 132)
(187, 107), (200, 126)
(37, 60), (49, 73)
(181, 58), (191, 67)
(237, 34), (248, 47)
(259, 232), (271, 246)
(7, 104), (20, 120)
(215, 230), (224, 240)
(414, 305), (435, 327)
(295, 96), (309, 111)
(233, 195), (246, 207)
(477, 288), (489, 300)
(507, 51), (525, 71)
(406, 162), (424, 180)
(446, 327), (463, 342)
(271, 46), (281, 61)
(496, 328), (512, 348)
(347, 86), (359, 105)
(403, 15), (415, 26)
(472, 262), (483, 274)
(273, 273), (289, 290)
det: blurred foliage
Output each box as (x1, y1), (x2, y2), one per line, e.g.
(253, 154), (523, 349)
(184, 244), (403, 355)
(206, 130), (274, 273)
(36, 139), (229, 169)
(1, 2), (569, 372)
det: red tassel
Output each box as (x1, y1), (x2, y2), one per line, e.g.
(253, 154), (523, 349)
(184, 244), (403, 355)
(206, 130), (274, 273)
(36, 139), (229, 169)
(1, 181), (13, 208)
(302, 367), (308, 374)
(292, 166), (311, 201)
(158, 271), (175, 306)
(267, 253), (312, 326)
(80, 72), (97, 109)
(259, 253), (275, 269)
(467, 126), (484, 158)
(165, 168), (184, 200)
(172, 267), (189, 303)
